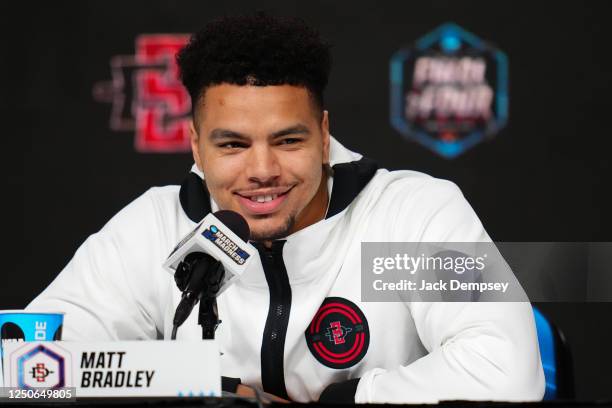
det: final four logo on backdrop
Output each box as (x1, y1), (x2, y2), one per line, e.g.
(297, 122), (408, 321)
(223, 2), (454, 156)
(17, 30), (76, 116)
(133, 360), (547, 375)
(390, 23), (508, 158)
(93, 35), (191, 153)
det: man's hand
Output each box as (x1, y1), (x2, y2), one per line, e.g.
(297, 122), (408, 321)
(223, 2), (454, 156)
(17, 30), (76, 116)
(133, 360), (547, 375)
(236, 384), (290, 403)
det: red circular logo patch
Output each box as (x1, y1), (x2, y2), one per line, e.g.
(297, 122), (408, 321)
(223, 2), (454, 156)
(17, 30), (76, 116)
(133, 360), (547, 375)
(305, 297), (370, 369)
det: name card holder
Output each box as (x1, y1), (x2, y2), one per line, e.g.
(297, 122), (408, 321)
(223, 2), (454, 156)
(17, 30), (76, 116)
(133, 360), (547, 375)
(2, 340), (220, 397)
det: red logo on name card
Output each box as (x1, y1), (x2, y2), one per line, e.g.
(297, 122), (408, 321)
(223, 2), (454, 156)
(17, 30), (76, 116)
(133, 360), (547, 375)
(30, 363), (54, 382)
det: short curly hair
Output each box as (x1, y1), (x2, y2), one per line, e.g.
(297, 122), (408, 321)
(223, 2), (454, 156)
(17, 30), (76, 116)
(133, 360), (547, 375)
(176, 13), (332, 120)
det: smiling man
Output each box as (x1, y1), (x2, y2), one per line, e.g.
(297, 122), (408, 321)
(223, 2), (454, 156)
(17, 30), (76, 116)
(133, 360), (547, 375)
(28, 14), (544, 404)
(191, 84), (330, 243)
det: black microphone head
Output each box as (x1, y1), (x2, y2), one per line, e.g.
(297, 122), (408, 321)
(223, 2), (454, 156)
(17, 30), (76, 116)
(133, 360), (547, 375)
(212, 210), (250, 242)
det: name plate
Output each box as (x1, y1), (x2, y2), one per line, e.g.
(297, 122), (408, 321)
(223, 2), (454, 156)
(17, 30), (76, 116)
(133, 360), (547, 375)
(1, 341), (220, 397)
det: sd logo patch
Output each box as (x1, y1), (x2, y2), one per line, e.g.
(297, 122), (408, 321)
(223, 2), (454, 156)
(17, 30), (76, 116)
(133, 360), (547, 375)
(305, 297), (369, 369)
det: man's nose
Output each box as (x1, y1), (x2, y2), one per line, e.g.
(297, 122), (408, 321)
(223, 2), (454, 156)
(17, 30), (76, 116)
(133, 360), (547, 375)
(245, 145), (281, 184)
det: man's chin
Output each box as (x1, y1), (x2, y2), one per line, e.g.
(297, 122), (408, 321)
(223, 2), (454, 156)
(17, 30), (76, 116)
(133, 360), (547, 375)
(248, 216), (295, 242)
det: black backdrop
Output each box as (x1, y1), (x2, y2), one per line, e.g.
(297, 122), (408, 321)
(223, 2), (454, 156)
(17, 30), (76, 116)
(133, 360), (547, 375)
(4, 0), (612, 400)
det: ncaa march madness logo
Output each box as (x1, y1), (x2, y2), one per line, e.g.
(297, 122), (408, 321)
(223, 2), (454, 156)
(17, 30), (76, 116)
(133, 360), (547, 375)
(390, 23), (508, 158)
(202, 225), (250, 265)
(93, 34), (191, 153)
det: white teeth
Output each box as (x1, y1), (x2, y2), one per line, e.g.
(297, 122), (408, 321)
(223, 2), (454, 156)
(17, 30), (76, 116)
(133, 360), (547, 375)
(249, 194), (279, 203)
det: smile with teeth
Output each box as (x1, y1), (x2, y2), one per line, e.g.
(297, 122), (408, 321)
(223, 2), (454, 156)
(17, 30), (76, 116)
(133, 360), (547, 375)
(250, 194), (279, 203)
(237, 188), (291, 215)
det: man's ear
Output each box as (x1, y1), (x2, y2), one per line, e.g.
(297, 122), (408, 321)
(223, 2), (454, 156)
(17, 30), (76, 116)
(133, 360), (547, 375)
(189, 120), (203, 171)
(321, 110), (331, 165)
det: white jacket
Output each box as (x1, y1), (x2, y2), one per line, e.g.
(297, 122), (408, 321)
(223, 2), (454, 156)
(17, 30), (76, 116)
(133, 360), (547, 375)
(28, 137), (545, 403)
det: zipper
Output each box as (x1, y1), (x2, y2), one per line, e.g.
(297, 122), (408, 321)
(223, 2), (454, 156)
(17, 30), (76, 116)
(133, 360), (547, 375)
(256, 241), (291, 400)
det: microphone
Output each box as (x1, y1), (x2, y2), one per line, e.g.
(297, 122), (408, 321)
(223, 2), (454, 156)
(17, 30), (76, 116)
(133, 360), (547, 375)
(171, 252), (224, 332)
(164, 210), (255, 339)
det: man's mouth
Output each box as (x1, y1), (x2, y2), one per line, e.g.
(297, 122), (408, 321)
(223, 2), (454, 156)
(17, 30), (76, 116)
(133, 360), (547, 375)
(235, 187), (293, 215)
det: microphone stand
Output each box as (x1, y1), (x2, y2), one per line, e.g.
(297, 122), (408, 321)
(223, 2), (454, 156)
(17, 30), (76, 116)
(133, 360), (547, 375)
(198, 296), (220, 340)
(172, 257), (225, 340)
(197, 261), (224, 340)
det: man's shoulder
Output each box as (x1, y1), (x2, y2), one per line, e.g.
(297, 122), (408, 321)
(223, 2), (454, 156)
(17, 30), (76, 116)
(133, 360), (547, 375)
(352, 169), (479, 237)
(103, 184), (183, 232)
(367, 169), (463, 204)
(144, 184), (182, 200)
(362, 169), (488, 242)
(91, 184), (190, 265)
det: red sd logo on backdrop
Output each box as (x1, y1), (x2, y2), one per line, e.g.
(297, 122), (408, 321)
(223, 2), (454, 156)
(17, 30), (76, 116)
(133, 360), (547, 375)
(94, 34), (191, 153)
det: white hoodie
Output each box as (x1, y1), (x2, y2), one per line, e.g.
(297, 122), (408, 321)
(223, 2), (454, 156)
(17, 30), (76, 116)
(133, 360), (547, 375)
(28, 137), (544, 403)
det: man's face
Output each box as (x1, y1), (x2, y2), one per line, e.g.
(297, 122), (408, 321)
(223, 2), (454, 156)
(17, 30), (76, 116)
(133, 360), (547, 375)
(190, 84), (330, 242)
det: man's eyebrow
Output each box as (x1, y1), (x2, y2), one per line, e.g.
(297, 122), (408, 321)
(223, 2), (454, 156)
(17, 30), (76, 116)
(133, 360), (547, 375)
(270, 124), (311, 139)
(208, 129), (249, 141)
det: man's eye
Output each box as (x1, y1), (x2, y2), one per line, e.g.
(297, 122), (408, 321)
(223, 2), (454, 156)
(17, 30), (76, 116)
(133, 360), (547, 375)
(219, 142), (247, 149)
(280, 138), (301, 145)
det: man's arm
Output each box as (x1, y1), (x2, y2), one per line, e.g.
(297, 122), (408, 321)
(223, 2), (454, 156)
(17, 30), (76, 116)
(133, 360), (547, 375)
(356, 301), (544, 403)
(323, 178), (545, 403)
(27, 190), (167, 340)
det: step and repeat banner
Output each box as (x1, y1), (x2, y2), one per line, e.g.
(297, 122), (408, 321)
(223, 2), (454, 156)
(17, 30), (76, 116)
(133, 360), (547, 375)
(5, 0), (611, 400)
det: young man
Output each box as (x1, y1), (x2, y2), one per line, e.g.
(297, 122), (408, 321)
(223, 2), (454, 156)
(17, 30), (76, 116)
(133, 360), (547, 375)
(28, 14), (544, 403)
